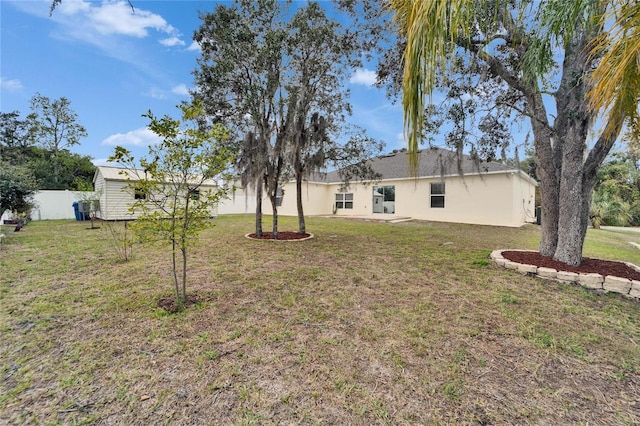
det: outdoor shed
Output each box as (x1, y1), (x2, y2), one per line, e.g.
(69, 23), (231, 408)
(93, 165), (220, 220)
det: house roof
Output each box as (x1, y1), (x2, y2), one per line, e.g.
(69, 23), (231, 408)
(314, 148), (536, 184)
(94, 165), (142, 182)
(93, 165), (218, 186)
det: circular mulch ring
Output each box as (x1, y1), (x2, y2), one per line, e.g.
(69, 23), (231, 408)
(245, 231), (314, 241)
(501, 250), (640, 281)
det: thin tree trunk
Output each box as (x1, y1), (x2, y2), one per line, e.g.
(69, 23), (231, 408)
(271, 195), (279, 240)
(255, 177), (263, 237)
(53, 151), (59, 186)
(296, 172), (305, 234)
(182, 246), (188, 304)
(172, 237), (181, 309)
(526, 93), (558, 257)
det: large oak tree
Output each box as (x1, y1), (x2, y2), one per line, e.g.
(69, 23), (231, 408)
(387, 0), (639, 265)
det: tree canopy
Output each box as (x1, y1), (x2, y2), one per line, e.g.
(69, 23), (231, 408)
(386, 0), (638, 265)
(1, 103), (95, 191)
(0, 162), (38, 217)
(26, 93), (88, 187)
(193, 0), (382, 237)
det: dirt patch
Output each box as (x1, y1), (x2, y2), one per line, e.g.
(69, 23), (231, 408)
(157, 294), (200, 313)
(502, 250), (640, 280)
(246, 231), (311, 240)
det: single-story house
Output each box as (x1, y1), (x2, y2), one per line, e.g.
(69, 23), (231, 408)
(93, 165), (220, 220)
(220, 148), (538, 227)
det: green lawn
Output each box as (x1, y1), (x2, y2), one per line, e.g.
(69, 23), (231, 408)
(1, 215), (639, 424)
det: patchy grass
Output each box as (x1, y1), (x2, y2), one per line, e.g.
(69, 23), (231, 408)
(1, 216), (639, 424)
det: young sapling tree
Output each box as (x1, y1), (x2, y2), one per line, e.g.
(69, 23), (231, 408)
(109, 102), (234, 310)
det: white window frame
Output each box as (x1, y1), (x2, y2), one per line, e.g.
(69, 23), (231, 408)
(430, 182), (445, 208)
(335, 193), (353, 209)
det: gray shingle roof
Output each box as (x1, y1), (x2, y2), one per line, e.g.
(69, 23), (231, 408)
(315, 148), (519, 183)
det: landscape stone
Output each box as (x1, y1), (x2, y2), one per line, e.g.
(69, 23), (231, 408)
(579, 273), (603, 289)
(517, 263), (537, 274)
(556, 271), (579, 283)
(624, 262), (640, 273)
(490, 250), (504, 260)
(630, 281), (640, 298)
(536, 267), (557, 279)
(504, 261), (519, 270)
(493, 258), (507, 267)
(603, 276), (632, 294)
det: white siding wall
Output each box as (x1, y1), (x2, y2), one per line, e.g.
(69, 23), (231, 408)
(94, 172), (109, 220)
(96, 171), (220, 220)
(104, 180), (138, 220)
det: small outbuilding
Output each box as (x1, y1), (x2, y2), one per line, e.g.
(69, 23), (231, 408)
(93, 165), (220, 220)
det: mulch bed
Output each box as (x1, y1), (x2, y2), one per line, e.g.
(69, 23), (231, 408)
(502, 250), (640, 281)
(247, 231), (311, 240)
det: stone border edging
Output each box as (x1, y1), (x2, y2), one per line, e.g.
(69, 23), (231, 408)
(244, 233), (314, 242)
(490, 249), (640, 300)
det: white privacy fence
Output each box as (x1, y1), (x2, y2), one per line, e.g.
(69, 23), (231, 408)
(2, 190), (96, 221)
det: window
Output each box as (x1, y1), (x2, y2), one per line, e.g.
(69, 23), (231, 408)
(189, 189), (200, 200)
(372, 185), (395, 214)
(134, 186), (147, 200)
(430, 182), (445, 208)
(276, 188), (284, 207)
(335, 193), (353, 209)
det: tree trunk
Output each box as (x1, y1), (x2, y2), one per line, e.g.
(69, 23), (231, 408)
(524, 87), (559, 257)
(255, 177), (263, 237)
(271, 195), (279, 240)
(296, 172), (305, 234)
(181, 246), (188, 304)
(549, 28), (594, 266)
(171, 237), (182, 309)
(553, 130), (588, 265)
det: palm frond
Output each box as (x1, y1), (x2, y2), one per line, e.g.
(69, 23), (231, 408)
(387, 0), (474, 173)
(588, 0), (640, 140)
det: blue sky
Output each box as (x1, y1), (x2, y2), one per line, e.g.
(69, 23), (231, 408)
(1, 0), (405, 166)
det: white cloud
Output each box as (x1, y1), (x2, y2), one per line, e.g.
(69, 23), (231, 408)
(144, 87), (166, 100)
(46, 1), (181, 46)
(395, 132), (406, 149)
(15, 1), (183, 85)
(172, 84), (190, 96)
(350, 68), (377, 87)
(102, 127), (161, 147)
(92, 158), (111, 166)
(0, 77), (23, 91)
(88, 2), (176, 37)
(187, 41), (201, 52)
(160, 37), (185, 47)
(57, 0), (91, 15)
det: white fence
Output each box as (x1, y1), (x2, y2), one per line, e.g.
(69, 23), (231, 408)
(2, 190), (96, 221)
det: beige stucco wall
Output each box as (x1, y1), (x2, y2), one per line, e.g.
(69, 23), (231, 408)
(402, 171), (536, 226)
(263, 182), (331, 216)
(218, 171), (537, 227)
